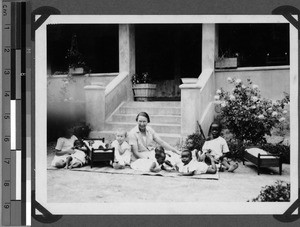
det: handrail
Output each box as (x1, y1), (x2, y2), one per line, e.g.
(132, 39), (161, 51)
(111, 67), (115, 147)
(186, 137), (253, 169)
(104, 71), (131, 118)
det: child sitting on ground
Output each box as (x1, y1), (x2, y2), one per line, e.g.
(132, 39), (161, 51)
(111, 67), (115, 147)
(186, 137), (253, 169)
(65, 139), (89, 169)
(200, 121), (238, 172)
(111, 128), (132, 169)
(130, 146), (170, 172)
(175, 150), (217, 176)
(185, 135), (206, 162)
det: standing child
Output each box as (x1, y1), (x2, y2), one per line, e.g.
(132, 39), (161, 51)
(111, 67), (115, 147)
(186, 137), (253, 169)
(175, 150), (217, 176)
(201, 121), (238, 172)
(66, 139), (89, 169)
(111, 128), (131, 169)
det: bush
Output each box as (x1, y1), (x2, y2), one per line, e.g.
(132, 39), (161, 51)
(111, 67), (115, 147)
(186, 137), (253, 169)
(249, 180), (290, 202)
(215, 78), (289, 145)
(260, 143), (290, 164)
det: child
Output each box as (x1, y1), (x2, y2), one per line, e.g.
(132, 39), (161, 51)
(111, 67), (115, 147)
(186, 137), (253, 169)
(175, 150), (217, 176)
(51, 127), (78, 168)
(111, 128), (131, 169)
(130, 146), (169, 172)
(201, 121), (238, 172)
(65, 139), (89, 169)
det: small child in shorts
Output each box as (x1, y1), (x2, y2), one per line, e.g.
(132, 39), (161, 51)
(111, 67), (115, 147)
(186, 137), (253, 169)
(175, 150), (217, 176)
(201, 121), (238, 172)
(111, 128), (131, 169)
(65, 140), (89, 169)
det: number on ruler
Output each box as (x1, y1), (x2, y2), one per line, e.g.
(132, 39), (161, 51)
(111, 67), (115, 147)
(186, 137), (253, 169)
(2, 4), (8, 16)
(4, 24), (10, 30)
(4, 92), (10, 97)
(4, 69), (11, 76)
(3, 203), (10, 209)
(4, 158), (10, 164)
(4, 47), (10, 52)
(4, 114), (10, 120)
(4, 137), (10, 143)
(4, 182), (10, 187)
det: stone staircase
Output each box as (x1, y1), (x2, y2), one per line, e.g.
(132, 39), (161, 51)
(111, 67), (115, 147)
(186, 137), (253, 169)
(90, 101), (182, 146)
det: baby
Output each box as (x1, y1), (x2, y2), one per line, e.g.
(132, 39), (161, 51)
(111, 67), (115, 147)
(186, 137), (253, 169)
(65, 140), (89, 169)
(111, 128), (131, 169)
(175, 150), (217, 176)
(130, 146), (169, 172)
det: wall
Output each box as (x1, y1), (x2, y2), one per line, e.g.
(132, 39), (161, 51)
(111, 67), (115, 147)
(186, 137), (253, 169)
(215, 66), (290, 100)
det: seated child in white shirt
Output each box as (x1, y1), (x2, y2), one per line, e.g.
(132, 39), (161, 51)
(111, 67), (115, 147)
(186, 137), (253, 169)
(175, 150), (217, 176)
(200, 121), (238, 172)
(66, 139), (89, 169)
(111, 128), (132, 169)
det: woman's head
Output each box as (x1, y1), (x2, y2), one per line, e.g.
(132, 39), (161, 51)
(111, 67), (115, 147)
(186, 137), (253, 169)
(136, 112), (150, 132)
(209, 121), (222, 139)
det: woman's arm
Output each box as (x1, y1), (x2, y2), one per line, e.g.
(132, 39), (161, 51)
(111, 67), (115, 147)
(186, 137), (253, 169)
(154, 137), (181, 155)
(55, 148), (75, 156)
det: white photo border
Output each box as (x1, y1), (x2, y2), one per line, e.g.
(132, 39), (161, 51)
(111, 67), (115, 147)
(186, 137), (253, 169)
(36, 15), (298, 215)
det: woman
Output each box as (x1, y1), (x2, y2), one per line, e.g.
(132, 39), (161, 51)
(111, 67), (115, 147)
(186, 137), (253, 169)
(128, 112), (181, 162)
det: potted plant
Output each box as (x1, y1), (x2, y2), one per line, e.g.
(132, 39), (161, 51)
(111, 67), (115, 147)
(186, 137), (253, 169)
(132, 72), (157, 101)
(65, 34), (87, 75)
(215, 50), (239, 69)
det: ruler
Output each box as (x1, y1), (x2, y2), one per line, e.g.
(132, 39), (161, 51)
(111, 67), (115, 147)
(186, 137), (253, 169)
(2, 1), (29, 226)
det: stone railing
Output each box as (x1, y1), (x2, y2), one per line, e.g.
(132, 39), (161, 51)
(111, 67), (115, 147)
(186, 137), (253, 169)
(179, 68), (215, 137)
(84, 72), (132, 130)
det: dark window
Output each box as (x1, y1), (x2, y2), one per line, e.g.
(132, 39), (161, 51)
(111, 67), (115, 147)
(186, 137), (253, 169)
(47, 24), (119, 74)
(218, 24), (289, 67)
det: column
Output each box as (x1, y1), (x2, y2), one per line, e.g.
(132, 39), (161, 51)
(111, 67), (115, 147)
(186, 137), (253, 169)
(202, 24), (218, 70)
(84, 82), (105, 131)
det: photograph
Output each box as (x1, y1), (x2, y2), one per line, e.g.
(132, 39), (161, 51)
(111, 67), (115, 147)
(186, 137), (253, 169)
(35, 15), (297, 215)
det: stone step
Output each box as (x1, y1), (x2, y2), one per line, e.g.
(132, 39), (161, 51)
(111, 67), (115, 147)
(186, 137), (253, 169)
(110, 113), (181, 124)
(122, 101), (181, 108)
(105, 122), (181, 134)
(118, 106), (181, 115)
(89, 130), (182, 147)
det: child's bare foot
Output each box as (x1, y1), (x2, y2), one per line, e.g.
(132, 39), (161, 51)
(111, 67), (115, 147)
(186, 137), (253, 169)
(228, 162), (239, 172)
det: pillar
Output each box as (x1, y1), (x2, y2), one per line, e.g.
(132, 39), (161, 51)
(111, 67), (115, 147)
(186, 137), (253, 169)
(202, 24), (218, 70)
(84, 82), (105, 131)
(119, 24), (135, 75)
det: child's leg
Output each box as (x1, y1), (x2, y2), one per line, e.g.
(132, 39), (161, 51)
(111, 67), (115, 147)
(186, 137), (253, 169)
(221, 158), (231, 170)
(65, 156), (72, 168)
(113, 161), (125, 169)
(228, 162), (239, 172)
(55, 160), (66, 168)
(69, 162), (82, 169)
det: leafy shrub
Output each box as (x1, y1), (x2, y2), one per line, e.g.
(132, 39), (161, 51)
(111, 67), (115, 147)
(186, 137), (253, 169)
(215, 78), (289, 145)
(249, 180), (290, 202)
(260, 143), (290, 164)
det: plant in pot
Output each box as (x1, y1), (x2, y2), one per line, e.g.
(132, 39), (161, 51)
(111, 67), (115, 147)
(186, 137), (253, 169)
(132, 72), (157, 101)
(65, 34), (87, 75)
(215, 50), (239, 69)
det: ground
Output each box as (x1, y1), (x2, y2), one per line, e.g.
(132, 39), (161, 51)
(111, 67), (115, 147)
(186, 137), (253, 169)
(47, 151), (290, 203)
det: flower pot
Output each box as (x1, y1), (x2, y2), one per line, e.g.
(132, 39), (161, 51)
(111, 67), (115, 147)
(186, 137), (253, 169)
(215, 57), (238, 69)
(132, 83), (157, 101)
(69, 67), (84, 75)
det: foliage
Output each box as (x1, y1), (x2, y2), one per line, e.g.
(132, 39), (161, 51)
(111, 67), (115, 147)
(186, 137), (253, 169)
(65, 34), (87, 69)
(184, 133), (206, 151)
(249, 180), (290, 202)
(215, 78), (289, 145)
(260, 143), (290, 164)
(132, 72), (153, 84)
